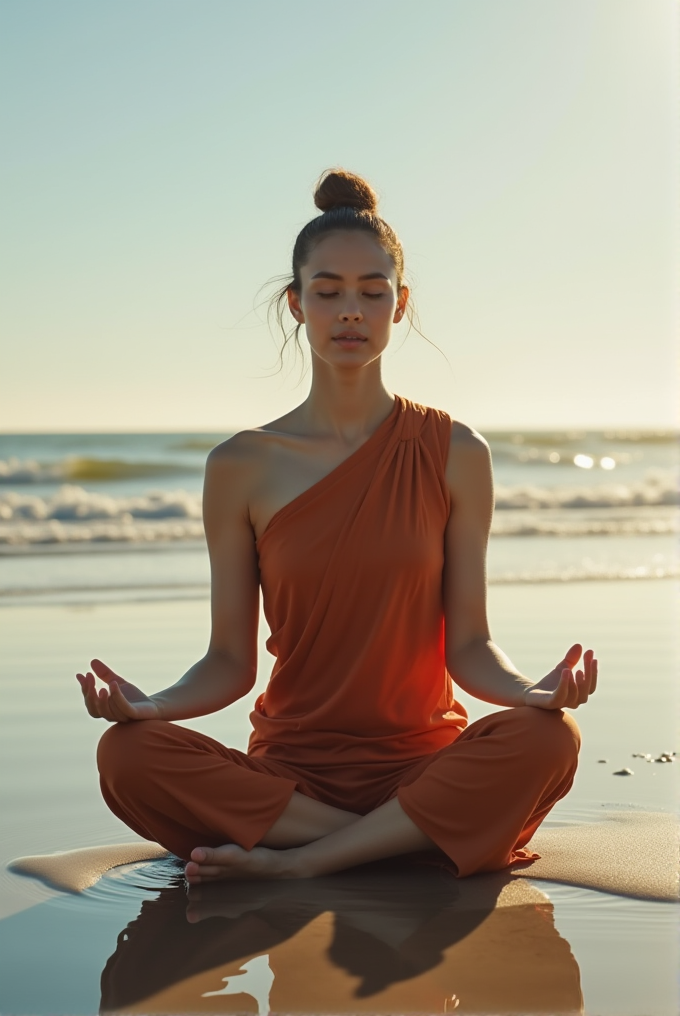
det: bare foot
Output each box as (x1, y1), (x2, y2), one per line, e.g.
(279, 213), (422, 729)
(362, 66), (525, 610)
(184, 844), (305, 884)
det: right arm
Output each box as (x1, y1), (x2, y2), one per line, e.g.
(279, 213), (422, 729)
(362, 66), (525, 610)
(77, 437), (261, 722)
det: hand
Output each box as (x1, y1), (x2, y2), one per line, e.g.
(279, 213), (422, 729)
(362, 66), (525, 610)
(523, 644), (597, 711)
(76, 659), (160, 723)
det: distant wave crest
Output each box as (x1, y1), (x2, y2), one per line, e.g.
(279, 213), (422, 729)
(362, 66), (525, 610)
(494, 473), (678, 510)
(0, 457), (200, 483)
(490, 564), (680, 583)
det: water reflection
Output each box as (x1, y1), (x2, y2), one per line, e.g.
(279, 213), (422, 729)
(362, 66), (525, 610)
(100, 862), (583, 1015)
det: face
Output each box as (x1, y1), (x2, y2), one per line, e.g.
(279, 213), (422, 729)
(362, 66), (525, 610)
(287, 231), (409, 369)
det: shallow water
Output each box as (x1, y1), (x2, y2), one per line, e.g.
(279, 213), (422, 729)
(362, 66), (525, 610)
(1, 584), (678, 1014)
(1, 853), (677, 1016)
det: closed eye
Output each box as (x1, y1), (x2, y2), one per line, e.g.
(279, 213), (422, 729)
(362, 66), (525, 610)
(317, 291), (339, 299)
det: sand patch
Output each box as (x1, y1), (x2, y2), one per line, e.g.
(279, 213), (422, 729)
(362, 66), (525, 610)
(9, 810), (679, 903)
(9, 841), (170, 893)
(512, 810), (679, 902)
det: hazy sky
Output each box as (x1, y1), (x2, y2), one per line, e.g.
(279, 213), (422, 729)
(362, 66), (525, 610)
(1, 0), (676, 432)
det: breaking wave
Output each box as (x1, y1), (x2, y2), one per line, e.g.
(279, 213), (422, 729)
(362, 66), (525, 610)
(0, 487), (203, 546)
(0, 478), (677, 547)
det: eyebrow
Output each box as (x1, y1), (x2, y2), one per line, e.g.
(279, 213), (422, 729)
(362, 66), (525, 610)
(310, 271), (390, 281)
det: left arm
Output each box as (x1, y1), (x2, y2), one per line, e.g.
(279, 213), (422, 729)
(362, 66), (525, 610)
(443, 424), (597, 710)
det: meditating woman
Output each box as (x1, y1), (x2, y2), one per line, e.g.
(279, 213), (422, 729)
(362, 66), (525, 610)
(77, 169), (597, 885)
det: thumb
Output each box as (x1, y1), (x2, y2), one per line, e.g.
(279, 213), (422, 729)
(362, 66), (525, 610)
(535, 670), (570, 709)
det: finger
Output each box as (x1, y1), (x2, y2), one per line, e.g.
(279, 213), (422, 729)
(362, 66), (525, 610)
(76, 671), (94, 694)
(76, 671), (92, 698)
(105, 685), (133, 723)
(539, 665), (592, 710)
(91, 659), (123, 685)
(561, 643), (583, 670)
(85, 672), (106, 717)
(574, 669), (589, 705)
(108, 682), (137, 721)
(97, 686), (127, 723)
(590, 657), (598, 694)
(559, 668), (579, 709)
(96, 686), (116, 722)
(77, 673), (101, 717)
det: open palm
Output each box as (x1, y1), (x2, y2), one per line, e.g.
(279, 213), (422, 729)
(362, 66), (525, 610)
(524, 644), (597, 710)
(76, 659), (160, 723)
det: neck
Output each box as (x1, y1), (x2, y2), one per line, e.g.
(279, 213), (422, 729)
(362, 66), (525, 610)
(301, 357), (395, 442)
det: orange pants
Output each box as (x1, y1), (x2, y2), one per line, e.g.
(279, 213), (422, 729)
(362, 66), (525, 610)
(97, 706), (580, 876)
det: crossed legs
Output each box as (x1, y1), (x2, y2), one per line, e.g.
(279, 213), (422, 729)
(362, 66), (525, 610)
(98, 706), (580, 884)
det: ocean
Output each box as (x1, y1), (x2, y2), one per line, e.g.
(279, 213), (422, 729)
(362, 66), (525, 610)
(0, 428), (677, 606)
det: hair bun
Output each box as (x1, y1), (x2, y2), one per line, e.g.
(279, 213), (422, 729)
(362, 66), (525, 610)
(314, 169), (379, 214)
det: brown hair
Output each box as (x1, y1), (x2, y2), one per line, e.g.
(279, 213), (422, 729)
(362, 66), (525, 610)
(268, 169), (418, 368)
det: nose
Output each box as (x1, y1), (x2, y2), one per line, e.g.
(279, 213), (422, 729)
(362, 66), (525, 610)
(339, 305), (363, 323)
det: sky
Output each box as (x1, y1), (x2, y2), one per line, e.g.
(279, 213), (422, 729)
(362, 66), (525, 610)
(0, 0), (676, 432)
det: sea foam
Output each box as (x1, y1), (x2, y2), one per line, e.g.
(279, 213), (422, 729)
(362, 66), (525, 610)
(0, 476), (677, 546)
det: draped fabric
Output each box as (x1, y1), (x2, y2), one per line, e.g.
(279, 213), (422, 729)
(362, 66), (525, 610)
(249, 396), (468, 777)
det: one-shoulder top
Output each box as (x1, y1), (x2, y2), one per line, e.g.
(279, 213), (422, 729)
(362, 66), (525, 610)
(248, 396), (468, 766)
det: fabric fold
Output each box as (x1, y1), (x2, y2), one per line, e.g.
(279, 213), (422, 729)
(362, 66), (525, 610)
(249, 396), (467, 784)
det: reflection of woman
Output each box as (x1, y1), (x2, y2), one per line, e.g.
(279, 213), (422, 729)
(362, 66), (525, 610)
(77, 170), (596, 884)
(100, 870), (583, 1014)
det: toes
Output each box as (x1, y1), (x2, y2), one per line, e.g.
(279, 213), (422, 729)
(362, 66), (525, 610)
(190, 845), (238, 864)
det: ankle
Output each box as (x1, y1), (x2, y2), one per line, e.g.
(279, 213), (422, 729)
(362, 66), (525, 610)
(280, 846), (314, 879)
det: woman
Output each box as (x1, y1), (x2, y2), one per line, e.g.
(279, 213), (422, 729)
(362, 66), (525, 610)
(77, 169), (597, 885)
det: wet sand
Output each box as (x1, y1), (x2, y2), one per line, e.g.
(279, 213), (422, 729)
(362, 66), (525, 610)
(10, 808), (678, 901)
(1, 580), (678, 1014)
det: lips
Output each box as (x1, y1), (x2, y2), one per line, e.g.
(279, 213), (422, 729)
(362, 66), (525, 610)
(332, 331), (367, 342)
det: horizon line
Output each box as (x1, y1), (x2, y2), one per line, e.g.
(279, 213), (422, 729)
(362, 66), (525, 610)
(1, 424), (678, 437)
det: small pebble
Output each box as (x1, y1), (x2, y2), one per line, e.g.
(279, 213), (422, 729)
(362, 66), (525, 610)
(597, 759), (608, 763)
(632, 752), (651, 759)
(613, 768), (634, 776)
(654, 757), (668, 763)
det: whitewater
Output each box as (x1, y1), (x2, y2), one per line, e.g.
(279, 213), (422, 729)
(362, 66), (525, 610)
(0, 429), (677, 600)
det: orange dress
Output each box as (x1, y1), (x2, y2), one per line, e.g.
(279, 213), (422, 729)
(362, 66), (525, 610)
(98, 397), (580, 873)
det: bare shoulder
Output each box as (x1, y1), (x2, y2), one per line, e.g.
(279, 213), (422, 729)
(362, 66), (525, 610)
(208, 429), (267, 470)
(203, 417), (299, 515)
(205, 431), (257, 485)
(208, 405), (302, 467)
(446, 421), (491, 480)
(203, 430), (273, 521)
